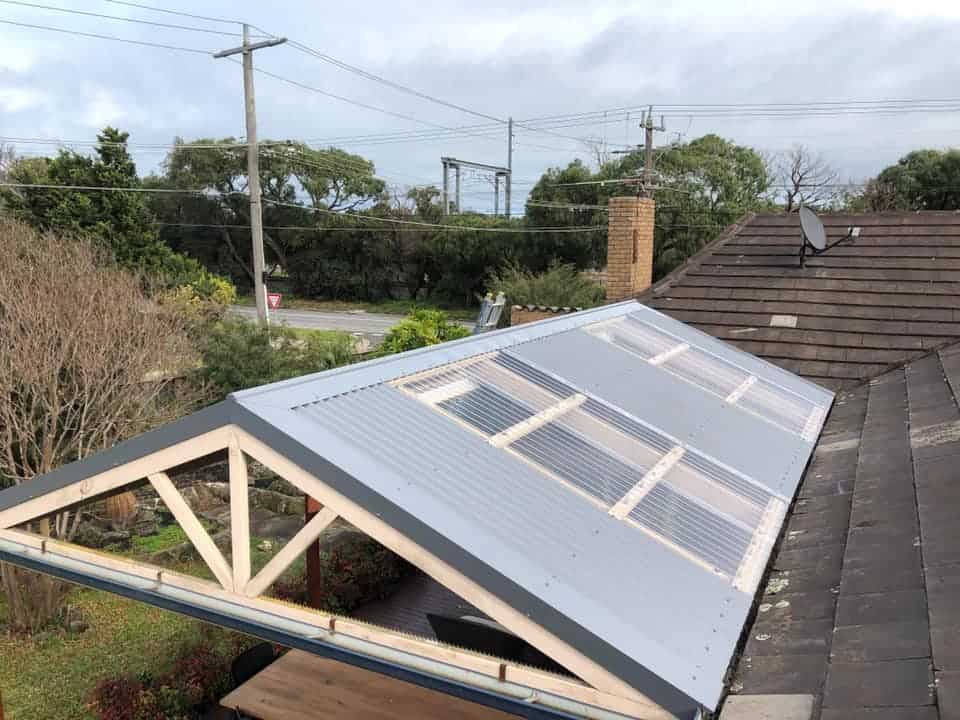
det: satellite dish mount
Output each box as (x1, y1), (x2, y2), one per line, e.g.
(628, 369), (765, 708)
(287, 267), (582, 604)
(798, 206), (861, 268)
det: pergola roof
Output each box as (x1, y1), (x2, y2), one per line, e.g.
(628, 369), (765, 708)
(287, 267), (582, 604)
(0, 301), (832, 719)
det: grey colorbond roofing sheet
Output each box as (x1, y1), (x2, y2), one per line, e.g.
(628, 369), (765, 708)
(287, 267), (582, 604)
(231, 301), (833, 714)
(0, 301), (833, 718)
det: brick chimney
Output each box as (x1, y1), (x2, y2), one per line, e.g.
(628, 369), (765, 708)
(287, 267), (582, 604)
(606, 196), (655, 301)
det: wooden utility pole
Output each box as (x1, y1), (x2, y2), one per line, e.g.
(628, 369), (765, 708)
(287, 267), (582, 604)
(641, 105), (666, 197)
(505, 117), (513, 217)
(214, 26), (287, 325)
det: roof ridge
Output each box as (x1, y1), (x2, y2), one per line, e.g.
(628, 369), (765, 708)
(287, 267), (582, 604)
(844, 336), (960, 391)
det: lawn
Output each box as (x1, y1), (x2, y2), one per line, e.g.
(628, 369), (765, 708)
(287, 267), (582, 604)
(0, 528), (302, 720)
(236, 293), (476, 321)
(0, 587), (204, 720)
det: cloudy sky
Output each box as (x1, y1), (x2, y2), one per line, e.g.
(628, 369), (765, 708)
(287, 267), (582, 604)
(2, 0), (960, 212)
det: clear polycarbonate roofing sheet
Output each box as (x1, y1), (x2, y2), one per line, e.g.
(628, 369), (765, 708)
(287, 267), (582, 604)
(229, 300), (833, 714)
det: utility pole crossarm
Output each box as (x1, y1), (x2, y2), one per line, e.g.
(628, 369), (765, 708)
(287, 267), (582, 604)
(212, 36), (288, 58)
(213, 25), (287, 326)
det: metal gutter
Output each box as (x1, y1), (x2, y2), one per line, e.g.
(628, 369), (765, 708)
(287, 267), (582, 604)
(0, 537), (658, 720)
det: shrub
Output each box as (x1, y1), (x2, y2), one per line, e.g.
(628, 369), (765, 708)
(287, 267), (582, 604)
(157, 273), (237, 328)
(88, 631), (246, 720)
(168, 639), (233, 707)
(377, 309), (470, 356)
(486, 261), (605, 309)
(200, 318), (355, 396)
(314, 536), (409, 613)
(88, 676), (188, 720)
(269, 533), (410, 612)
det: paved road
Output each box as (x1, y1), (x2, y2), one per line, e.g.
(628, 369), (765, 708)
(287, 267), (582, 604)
(230, 305), (407, 336)
(229, 306), (474, 344)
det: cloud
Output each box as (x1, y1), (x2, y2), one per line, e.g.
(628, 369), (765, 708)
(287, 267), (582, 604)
(0, 86), (49, 112)
(0, 1), (959, 209)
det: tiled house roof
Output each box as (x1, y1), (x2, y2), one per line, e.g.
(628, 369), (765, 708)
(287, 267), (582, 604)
(642, 212), (960, 390)
(723, 340), (960, 719)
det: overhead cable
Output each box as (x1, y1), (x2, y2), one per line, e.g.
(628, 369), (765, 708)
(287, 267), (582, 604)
(0, 0), (239, 35)
(0, 17), (212, 52)
(101, 0), (241, 26)
(0, 182), (603, 233)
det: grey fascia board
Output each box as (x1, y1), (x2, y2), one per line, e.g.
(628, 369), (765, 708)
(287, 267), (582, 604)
(231, 401), (702, 719)
(232, 302), (641, 410)
(0, 401), (235, 515)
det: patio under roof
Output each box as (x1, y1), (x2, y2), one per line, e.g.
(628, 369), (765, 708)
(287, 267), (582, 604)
(0, 300), (832, 720)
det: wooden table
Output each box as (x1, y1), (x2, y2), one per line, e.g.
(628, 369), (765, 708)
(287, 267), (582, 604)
(221, 650), (518, 720)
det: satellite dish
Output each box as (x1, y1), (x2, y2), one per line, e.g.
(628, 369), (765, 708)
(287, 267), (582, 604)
(799, 206), (827, 251)
(797, 207), (861, 267)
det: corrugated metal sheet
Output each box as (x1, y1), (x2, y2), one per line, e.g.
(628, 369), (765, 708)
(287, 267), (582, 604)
(233, 301), (833, 714)
(0, 300), (831, 718)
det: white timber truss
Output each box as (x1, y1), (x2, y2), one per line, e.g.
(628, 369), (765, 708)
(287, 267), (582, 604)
(0, 424), (676, 720)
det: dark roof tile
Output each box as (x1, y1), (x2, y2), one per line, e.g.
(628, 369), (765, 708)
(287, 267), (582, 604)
(727, 342), (960, 716)
(641, 211), (960, 387)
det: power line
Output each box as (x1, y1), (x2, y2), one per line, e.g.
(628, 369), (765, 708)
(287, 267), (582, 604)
(0, 135), (249, 150)
(0, 0), (239, 36)
(0, 17), (212, 53)
(0, 182), (603, 233)
(264, 198), (604, 233)
(246, 62), (506, 147)
(285, 40), (505, 124)
(100, 0), (241, 26)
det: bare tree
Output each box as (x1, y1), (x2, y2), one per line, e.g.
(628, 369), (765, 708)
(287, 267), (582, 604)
(0, 218), (205, 633)
(778, 144), (840, 212)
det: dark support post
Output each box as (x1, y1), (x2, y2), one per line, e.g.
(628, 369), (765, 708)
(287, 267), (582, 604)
(305, 495), (324, 608)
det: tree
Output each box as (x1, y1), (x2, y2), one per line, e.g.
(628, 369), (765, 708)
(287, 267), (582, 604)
(860, 149), (960, 211)
(0, 128), (224, 295)
(526, 134), (773, 279)
(149, 139), (387, 289)
(0, 218), (205, 633)
(2, 128), (159, 266)
(776, 145), (840, 211)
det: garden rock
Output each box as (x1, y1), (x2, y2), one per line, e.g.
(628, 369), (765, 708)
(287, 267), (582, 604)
(132, 509), (160, 537)
(101, 530), (131, 549)
(316, 522), (367, 555)
(73, 521), (106, 549)
(267, 478), (300, 497)
(249, 488), (305, 516)
(180, 483), (222, 512)
(250, 508), (303, 540)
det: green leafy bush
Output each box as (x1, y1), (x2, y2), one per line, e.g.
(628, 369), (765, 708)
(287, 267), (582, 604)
(200, 318), (355, 396)
(377, 309), (470, 356)
(486, 261), (605, 309)
(158, 270), (237, 327)
(272, 535), (410, 614)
